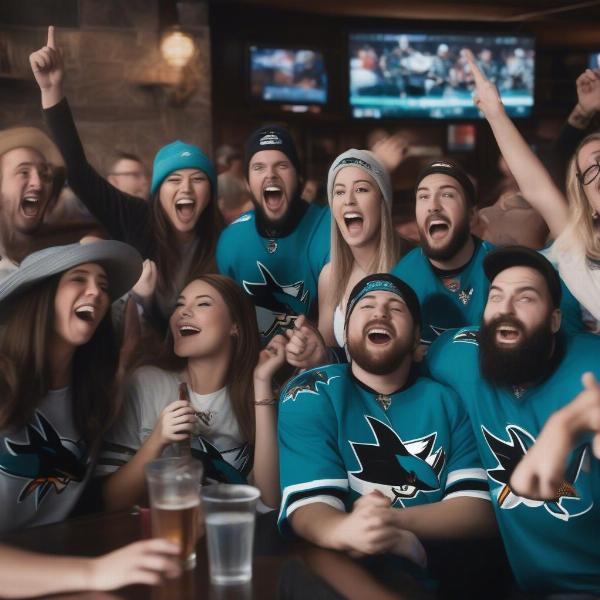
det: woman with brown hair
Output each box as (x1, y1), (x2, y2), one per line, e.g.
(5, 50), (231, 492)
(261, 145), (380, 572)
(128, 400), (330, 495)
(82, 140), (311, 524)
(98, 274), (285, 510)
(29, 27), (222, 331)
(0, 239), (142, 531)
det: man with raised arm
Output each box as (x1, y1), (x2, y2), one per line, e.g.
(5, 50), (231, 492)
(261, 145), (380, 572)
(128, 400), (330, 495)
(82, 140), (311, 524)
(427, 246), (600, 595)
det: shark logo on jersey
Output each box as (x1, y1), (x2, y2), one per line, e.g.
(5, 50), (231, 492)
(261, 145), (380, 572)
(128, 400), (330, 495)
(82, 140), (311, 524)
(348, 416), (445, 507)
(482, 424), (593, 521)
(243, 262), (310, 340)
(0, 412), (88, 507)
(453, 329), (479, 346)
(191, 437), (250, 483)
(283, 370), (340, 402)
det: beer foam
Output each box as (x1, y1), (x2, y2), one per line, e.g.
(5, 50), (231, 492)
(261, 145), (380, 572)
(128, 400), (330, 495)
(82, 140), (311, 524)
(153, 498), (200, 510)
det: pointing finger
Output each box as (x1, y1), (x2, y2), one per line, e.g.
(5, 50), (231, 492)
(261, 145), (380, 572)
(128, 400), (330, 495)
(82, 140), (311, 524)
(48, 25), (55, 49)
(464, 49), (485, 84)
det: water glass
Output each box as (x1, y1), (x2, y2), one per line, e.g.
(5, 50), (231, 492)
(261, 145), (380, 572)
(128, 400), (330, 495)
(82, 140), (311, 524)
(202, 484), (260, 585)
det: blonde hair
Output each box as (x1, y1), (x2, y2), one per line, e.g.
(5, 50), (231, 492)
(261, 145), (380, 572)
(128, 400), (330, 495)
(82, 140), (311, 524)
(329, 181), (401, 308)
(555, 132), (600, 261)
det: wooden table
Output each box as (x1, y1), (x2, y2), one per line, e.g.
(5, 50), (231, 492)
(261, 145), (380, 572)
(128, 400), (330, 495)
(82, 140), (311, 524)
(1, 510), (512, 599)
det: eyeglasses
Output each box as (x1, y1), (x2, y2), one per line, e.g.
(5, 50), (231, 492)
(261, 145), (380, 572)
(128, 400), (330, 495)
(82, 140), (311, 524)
(109, 171), (147, 180)
(577, 162), (600, 186)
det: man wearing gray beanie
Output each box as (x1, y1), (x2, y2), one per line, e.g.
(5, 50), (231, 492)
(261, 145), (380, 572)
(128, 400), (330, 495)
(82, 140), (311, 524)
(391, 158), (585, 347)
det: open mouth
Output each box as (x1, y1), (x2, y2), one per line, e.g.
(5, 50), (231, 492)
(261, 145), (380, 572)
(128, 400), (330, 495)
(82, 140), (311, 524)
(179, 325), (200, 337)
(344, 212), (364, 235)
(428, 219), (450, 240)
(175, 197), (196, 222)
(263, 185), (284, 212)
(495, 324), (521, 344)
(74, 305), (96, 322)
(367, 327), (392, 345)
(20, 196), (41, 218)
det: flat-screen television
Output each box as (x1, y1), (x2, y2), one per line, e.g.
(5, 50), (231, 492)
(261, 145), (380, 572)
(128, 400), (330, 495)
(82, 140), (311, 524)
(349, 32), (535, 119)
(588, 52), (600, 70)
(249, 46), (328, 105)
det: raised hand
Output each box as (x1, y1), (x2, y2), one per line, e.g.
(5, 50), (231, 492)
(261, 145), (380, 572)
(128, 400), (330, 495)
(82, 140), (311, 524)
(132, 259), (158, 303)
(371, 132), (409, 173)
(510, 372), (600, 500)
(29, 25), (65, 107)
(254, 334), (287, 384)
(285, 314), (329, 369)
(576, 68), (600, 117)
(89, 539), (181, 589)
(464, 48), (504, 120)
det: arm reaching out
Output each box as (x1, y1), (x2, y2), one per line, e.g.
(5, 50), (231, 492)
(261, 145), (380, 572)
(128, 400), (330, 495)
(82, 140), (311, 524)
(465, 49), (569, 238)
(252, 334), (287, 508)
(510, 372), (600, 500)
(0, 539), (180, 598)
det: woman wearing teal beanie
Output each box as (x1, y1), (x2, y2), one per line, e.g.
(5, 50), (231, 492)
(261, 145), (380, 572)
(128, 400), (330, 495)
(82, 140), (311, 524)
(31, 28), (221, 331)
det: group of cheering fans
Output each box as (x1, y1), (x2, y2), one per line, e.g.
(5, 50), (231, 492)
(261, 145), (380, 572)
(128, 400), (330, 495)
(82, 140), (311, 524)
(0, 26), (599, 598)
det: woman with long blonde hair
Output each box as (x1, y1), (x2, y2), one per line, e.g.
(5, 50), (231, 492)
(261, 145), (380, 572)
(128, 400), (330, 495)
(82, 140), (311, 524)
(465, 51), (600, 323)
(318, 149), (408, 346)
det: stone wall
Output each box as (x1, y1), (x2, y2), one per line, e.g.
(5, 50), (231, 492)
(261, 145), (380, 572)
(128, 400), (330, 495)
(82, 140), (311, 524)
(0, 0), (212, 175)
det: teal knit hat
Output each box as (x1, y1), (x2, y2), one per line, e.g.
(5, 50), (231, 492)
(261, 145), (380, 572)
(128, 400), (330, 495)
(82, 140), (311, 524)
(150, 140), (217, 197)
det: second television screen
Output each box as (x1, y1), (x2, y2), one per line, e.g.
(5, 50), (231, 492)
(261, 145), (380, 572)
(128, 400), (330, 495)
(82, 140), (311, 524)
(349, 32), (534, 119)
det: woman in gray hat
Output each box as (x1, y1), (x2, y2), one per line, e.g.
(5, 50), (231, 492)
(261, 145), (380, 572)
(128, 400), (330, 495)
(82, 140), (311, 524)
(0, 240), (189, 596)
(318, 149), (409, 348)
(0, 239), (142, 533)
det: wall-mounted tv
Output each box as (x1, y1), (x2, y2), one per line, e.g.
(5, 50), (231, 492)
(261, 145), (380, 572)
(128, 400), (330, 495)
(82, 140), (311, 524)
(249, 46), (328, 105)
(349, 32), (535, 119)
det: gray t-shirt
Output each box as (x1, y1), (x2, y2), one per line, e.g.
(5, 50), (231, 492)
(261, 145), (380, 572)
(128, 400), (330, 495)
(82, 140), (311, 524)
(97, 366), (250, 483)
(0, 388), (92, 533)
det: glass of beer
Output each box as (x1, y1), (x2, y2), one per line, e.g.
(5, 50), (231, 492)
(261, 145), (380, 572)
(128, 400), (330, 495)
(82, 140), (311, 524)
(145, 457), (203, 570)
(202, 484), (260, 585)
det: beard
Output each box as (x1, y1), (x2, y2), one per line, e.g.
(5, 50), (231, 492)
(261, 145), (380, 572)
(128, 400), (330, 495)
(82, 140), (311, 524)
(479, 314), (555, 388)
(347, 321), (413, 376)
(418, 211), (471, 262)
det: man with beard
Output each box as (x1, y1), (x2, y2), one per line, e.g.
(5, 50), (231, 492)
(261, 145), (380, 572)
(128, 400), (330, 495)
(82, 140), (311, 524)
(427, 246), (600, 596)
(392, 159), (584, 347)
(278, 274), (494, 566)
(0, 127), (65, 279)
(216, 125), (330, 345)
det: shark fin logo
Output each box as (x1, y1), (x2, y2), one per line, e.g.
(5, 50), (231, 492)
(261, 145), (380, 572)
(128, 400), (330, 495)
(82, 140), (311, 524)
(283, 370), (339, 402)
(0, 412), (88, 507)
(349, 416), (445, 507)
(243, 262), (310, 339)
(482, 424), (593, 521)
(453, 329), (479, 345)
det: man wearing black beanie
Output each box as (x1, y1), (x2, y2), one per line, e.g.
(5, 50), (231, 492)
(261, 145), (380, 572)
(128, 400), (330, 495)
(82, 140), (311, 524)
(216, 124), (330, 345)
(391, 158), (584, 349)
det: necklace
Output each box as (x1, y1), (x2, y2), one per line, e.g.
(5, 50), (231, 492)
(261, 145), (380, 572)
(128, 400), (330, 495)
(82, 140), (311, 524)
(266, 239), (278, 254)
(376, 394), (392, 411)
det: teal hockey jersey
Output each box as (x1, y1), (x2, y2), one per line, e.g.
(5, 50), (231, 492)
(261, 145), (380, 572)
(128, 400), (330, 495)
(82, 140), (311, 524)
(277, 363), (490, 536)
(216, 203), (330, 344)
(427, 329), (600, 594)
(392, 238), (584, 345)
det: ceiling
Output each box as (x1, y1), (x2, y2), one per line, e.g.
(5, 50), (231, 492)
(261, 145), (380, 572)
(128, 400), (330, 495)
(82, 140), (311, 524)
(216, 0), (600, 22)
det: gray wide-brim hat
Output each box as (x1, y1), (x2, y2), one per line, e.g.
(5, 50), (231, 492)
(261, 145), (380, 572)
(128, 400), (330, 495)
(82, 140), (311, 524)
(0, 240), (143, 313)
